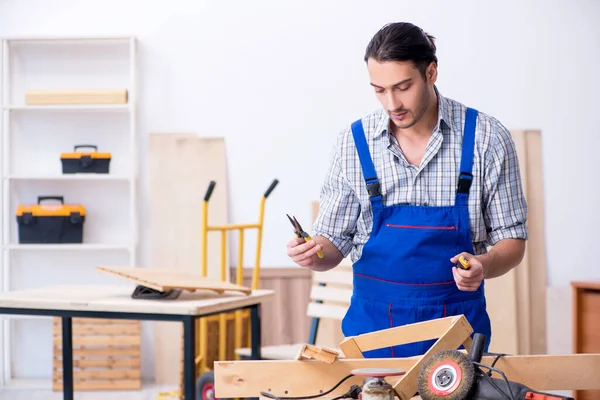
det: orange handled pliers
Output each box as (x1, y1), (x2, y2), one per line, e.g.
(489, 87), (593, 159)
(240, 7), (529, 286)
(286, 214), (324, 259)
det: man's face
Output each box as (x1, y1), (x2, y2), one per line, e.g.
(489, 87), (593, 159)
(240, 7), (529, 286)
(367, 58), (436, 130)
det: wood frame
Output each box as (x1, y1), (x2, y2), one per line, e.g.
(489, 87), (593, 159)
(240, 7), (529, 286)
(214, 315), (600, 399)
(339, 316), (473, 399)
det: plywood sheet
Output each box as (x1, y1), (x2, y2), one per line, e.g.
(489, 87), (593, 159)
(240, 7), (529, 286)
(96, 266), (251, 294)
(149, 134), (229, 384)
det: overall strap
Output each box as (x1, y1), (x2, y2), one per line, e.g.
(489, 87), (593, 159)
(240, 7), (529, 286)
(455, 107), (478, 206)
(351, 119), (383, 213)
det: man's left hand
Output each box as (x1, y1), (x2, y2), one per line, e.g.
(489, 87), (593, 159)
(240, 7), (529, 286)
(450, 252), (484, 291)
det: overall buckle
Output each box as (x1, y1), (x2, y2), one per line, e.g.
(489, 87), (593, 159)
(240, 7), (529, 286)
(457, 172), (473, 194)
(366, 180), (381, 198)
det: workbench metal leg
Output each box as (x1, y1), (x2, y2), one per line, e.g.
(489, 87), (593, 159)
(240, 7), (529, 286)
(183, 316), (197, 400)
(250, 304), (261, 360)
(61, 317), (73, 400)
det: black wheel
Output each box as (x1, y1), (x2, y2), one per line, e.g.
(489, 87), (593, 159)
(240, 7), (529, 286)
(196, 371), (217, 400)
(417, 350), (476, 399)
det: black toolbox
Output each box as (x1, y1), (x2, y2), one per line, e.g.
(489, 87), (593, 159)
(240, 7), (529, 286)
(16, 196), (86, 244)
(60, 145), (111, 174)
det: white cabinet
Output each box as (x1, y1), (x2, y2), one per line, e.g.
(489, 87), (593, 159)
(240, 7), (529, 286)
(0, 36), (138, 386)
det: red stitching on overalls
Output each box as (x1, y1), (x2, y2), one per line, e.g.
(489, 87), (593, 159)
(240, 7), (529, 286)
(385, 224), (457, 230)
(443, 304), (447, 317)
(388, 302), (395, 357)
(354, 273), (455, 286)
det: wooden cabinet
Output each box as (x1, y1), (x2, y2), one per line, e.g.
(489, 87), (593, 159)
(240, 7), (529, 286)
(572, 281), (600, 400)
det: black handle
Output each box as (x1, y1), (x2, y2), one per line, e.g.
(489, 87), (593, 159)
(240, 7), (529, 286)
(204, 181), (216, 201)
(74, 145), (98, 152)
(38, 196), (64, 204)
(264, 179), (279, 198)
(469, 333), (486, 363)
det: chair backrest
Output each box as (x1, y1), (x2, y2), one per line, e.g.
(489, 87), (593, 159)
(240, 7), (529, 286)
(305, 263), (353, 323)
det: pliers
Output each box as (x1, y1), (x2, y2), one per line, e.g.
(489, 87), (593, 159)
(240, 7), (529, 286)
(286, 214), (324, 258)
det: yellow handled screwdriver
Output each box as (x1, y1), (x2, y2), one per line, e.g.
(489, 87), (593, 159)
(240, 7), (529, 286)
(286, 214), (324, 258)
(458, 255), (471, 270)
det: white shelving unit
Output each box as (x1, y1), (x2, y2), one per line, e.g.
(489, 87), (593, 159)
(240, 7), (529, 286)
(0, 36), (138, 388)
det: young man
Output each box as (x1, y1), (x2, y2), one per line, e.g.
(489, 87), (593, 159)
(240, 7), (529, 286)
(286, 22), (528, 357)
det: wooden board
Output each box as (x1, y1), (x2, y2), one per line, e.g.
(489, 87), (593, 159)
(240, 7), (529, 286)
(96, 266), (252, 295)
(25, 89), (128, 105)
(149, 134), (229, 384)
(0, 285), (273, 316)
(214, 353), (600, 398)
(52, 317), (141, 391)
(484, 129), (547, 355)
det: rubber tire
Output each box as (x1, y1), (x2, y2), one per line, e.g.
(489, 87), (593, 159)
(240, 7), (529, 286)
(196, 371), (217, 400)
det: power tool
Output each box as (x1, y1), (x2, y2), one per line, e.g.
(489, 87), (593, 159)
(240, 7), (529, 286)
(417, 333), (575, 400)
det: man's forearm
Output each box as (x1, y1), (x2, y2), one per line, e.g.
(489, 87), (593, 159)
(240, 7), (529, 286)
(477, 238), (527, 279)
(308, 235), (345, 271)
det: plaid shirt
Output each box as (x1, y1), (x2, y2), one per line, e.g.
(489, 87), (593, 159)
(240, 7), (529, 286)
(313, 88), (528, 263)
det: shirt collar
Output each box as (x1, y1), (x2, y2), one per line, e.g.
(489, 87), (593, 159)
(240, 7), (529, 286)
(373, 85), (453, 138)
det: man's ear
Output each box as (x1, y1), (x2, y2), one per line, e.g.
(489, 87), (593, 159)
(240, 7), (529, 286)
(427, 62), (438, 84)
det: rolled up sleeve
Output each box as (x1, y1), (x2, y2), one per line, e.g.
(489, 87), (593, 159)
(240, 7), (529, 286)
(313, 131), (360, 258)
(483, 119), (529, 246)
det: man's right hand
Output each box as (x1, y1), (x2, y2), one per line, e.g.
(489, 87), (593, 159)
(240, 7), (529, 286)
(286, 237), (324, 268)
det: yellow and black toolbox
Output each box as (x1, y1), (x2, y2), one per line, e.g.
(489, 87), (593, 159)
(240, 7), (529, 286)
(16, 196), (86, 244)
(60, 145), (111, 174)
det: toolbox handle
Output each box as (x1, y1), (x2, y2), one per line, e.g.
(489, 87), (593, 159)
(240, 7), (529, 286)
(264, 179), (279, 198)
(204, 181), (216, 201)
(74, 145), (98, 153)
(38, 196), (64, 204)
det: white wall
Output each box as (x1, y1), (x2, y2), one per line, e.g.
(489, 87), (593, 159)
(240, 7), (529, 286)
(0, 0), (599, 383)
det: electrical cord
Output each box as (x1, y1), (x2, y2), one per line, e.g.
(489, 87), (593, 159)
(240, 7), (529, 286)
(473, 362), (516, 400)
(260, 374), (360, 400)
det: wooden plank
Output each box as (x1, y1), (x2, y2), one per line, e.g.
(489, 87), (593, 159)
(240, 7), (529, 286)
(149, 134), (229, 385)
(25, 89), (128, 105)
(524, 130), (547, 355)
(53, 380), (141, 391)
(52, 316), (141, 392)
(343, 316), (461, 353)
(96, 266), (252, 294)
(513, 130), (532, 355)
(214, 353), (600, 398)
(53, 358), (140, 368)
(483, 130), (527, 355)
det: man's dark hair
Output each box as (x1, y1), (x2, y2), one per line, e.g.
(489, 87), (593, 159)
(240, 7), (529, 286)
(364, 22), (438, 78)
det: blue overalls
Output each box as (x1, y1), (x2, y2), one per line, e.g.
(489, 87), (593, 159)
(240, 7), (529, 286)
(341, 107), (492, 358)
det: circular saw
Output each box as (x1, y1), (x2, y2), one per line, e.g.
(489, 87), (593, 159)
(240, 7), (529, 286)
(417, 333), (576, 400)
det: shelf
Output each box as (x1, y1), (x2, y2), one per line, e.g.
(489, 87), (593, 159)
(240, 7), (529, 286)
(4, 104), (132, 111)
(4, 175), (130, 181)
(0, 35), (138, 385)
(5, 36), (133, 42)
(4, 244), (132, 251)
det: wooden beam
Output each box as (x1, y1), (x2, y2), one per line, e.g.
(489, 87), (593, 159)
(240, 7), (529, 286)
(340, 315), (464, 355)
(214, 354), (600, 398)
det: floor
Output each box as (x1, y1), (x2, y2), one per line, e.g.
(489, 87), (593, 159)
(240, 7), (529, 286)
(0, 383), (180, 400)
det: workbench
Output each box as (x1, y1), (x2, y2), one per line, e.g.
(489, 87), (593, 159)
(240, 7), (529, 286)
(0, 284), (274, 400)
